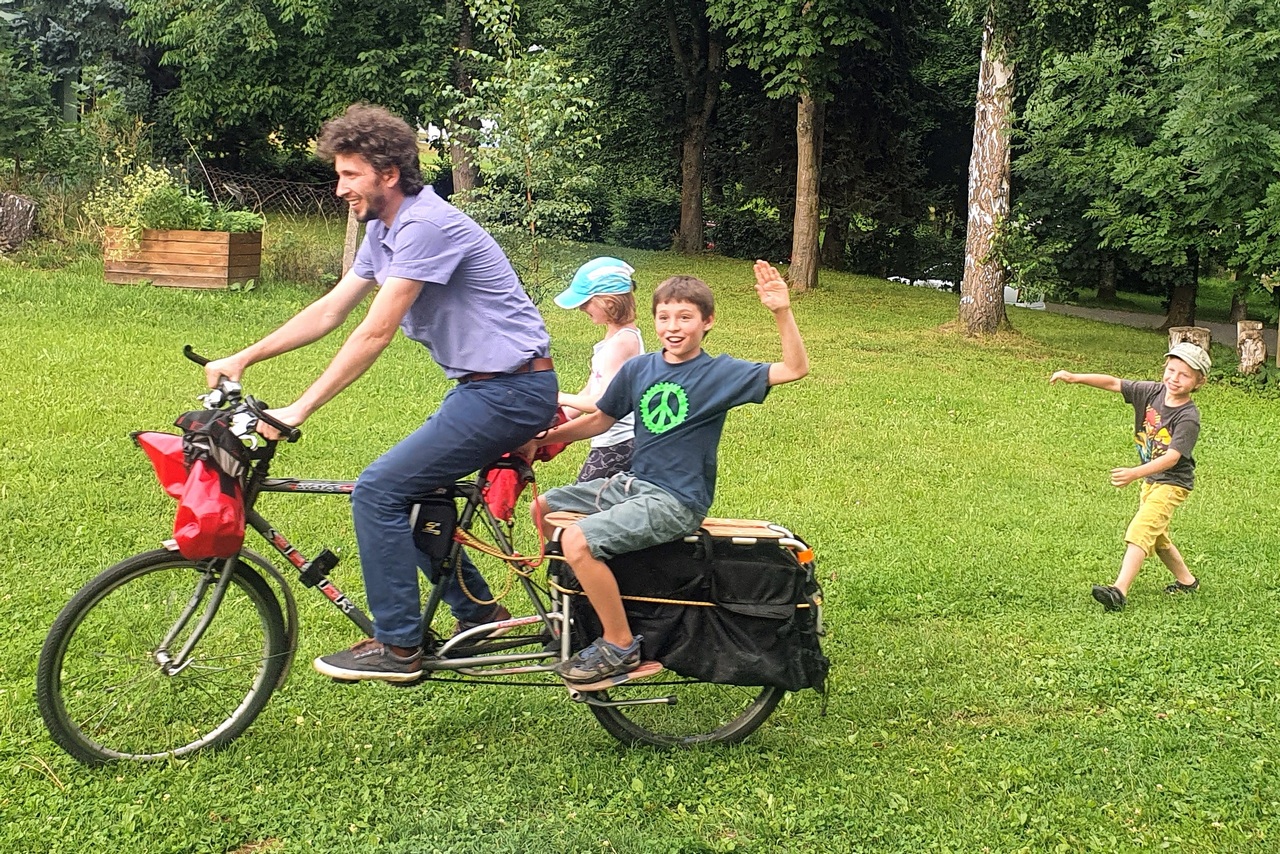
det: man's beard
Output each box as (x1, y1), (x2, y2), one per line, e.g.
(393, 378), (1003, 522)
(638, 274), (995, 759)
(354, 190), (386, 223)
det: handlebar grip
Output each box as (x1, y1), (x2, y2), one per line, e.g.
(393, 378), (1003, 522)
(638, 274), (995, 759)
(250, 399), (303, 443)
(183, 345), (210, 367)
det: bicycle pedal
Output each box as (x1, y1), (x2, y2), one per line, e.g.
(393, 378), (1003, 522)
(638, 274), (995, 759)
(563, 660), (663, 695)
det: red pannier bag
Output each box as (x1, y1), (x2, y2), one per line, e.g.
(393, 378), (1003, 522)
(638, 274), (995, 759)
(134, 425), (247, 560)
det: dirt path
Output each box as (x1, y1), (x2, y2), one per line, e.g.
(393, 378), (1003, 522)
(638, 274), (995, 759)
(1044, 303), (1278, 355)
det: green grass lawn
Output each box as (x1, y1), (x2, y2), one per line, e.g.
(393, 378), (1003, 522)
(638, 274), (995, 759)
(2, 249), (1279, 852)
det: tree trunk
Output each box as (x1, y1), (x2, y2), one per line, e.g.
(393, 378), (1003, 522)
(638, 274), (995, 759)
(668, 9), (723, 255)
(1228, 272), (1248, 323)
(1163, 250), (1199, 328)
(449, 9), (480, 195)
(788, 93), (824, 293)
(959, 2), (1014, 335)
(1097, 252), (1117, 301)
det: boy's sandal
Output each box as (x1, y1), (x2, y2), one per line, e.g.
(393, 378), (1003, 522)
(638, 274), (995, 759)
(1164, 578), (1199, 594)
(1091, 584), (1126, 612)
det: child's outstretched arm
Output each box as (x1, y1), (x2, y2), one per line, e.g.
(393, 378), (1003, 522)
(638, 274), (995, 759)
(754, 260), (809, 386)
(1049, 371), (1121, 392)
(537, 409), (617, 448)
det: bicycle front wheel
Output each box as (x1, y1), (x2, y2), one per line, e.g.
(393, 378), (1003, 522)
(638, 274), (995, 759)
(590, 675), (784, 747)
(36, 549), (289, 765)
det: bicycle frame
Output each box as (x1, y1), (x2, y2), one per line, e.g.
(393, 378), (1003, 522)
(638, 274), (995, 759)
(238, 445), (577, 682)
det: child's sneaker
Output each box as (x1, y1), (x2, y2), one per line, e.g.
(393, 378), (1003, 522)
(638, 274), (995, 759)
(1091, 584), (1126, 612)
(1164, 578), (1199, 594)
(556, 635), (643, 684)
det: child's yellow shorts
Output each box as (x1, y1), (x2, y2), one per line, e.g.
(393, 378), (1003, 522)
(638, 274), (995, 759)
(1124, 481), (1190, 556)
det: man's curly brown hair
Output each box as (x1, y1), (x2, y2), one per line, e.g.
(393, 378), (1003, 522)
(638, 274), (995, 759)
(316, 103), (424, 195)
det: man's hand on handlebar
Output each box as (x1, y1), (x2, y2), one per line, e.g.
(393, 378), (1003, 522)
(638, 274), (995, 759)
(204, 354), (249, 388)
(256, 403), (305, 441)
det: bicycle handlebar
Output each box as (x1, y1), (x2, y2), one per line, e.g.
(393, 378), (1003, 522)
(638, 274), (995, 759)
(183, 345), (303, 443)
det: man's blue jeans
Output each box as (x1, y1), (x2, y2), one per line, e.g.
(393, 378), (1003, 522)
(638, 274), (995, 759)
(352, 370), (557, 647)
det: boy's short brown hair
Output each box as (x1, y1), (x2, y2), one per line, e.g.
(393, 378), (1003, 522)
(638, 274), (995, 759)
(590, 292), (637, 325)
(652, 275), (714, 319)
(316, 103), (424, 195)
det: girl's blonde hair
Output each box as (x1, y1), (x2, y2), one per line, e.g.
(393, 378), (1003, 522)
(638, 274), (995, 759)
(589, 291), (637, 325)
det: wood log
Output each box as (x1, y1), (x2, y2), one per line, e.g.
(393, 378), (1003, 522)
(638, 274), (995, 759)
(0, 192), (37, 252)
(1168, 326), (1211, 352)
(1238, 321), (1267, 375)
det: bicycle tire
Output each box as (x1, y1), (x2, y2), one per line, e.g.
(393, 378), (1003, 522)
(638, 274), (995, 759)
(36, 549), (289, 765)
(589, 678), (784, 747)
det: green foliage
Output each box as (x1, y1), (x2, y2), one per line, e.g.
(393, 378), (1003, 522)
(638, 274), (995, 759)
(0, 21), (57, 173)
(605, 181), (680, 251)
(85, 163), (265, 244)
(1211, 359), (1280, 399)
(1018, 0), (1280, 293)
(707, 0), (876, 99)
(991, 213), (1071, 302)
(705, 194), (791, 261)
(446, 1), (602, 302)
(125, 0), (457, 167)
(260, 212), (344, 287)
(135, 183), (209, 230)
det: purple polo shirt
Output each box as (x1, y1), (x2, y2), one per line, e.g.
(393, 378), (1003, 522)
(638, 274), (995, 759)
(353, 188), (551, 379)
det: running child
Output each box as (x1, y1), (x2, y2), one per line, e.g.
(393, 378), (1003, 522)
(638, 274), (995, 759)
(1050, 341), (1210, 611)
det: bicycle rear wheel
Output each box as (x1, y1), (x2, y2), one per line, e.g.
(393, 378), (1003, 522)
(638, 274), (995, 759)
(589, 675), (784, 747)
(36, 549), (289, 765)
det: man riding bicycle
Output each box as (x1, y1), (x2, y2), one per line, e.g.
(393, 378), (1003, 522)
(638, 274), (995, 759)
(205, 103), (558, 683)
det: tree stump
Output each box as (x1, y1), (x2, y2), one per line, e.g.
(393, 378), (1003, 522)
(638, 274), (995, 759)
(1238, 320), (1267, 375)
(1168, 326), (1211, 352)
(0, 192), (37, 252)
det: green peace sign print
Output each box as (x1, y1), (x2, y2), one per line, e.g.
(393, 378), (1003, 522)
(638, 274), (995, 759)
(639, 381), (689, 434)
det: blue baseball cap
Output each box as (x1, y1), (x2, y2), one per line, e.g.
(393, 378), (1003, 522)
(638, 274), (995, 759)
(554, 257), (635, 309)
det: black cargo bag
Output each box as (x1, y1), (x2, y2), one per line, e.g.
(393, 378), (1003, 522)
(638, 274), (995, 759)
(569, 534), (828, 693)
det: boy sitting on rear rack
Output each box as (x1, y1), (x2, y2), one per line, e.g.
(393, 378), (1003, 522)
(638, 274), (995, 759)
(531, 261), (809, 684)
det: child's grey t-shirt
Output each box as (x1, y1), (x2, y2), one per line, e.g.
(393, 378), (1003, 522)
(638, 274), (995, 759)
(596, 350), (770, 515)
(1120, 380), (1201, 489)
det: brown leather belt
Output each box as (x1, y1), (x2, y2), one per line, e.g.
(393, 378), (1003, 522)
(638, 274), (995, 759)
(457, 357), (555, 384)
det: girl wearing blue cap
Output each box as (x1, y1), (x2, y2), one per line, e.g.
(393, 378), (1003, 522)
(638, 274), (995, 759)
(554, 257), (644, 481)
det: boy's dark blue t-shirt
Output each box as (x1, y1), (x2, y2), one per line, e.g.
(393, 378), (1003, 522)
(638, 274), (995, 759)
(596, 350), (771, 515)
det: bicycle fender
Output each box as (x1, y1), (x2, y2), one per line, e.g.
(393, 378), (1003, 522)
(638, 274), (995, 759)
(238, 548), (299, 691)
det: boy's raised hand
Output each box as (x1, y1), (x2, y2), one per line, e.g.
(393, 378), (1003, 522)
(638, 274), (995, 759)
(753, 260), (791, 313)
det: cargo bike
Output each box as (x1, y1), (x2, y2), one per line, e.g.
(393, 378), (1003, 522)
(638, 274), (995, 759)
(36, 349), (828, 764)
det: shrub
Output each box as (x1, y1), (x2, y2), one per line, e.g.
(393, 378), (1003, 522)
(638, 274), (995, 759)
(262, 220), (342, 288)
(84, 164), (264, 243)
(705, 196), (790, 261)
(606, 182), (680, 250)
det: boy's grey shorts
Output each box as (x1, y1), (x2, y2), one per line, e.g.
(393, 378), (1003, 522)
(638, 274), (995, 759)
(543, 475), (703, 560)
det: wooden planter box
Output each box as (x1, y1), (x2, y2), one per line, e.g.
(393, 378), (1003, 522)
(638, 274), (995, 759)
(104, 228), (262, 289)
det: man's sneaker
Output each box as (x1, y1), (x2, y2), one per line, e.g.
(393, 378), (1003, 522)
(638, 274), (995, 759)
(556, 635), (643, 684)
(1164, 578), (1200, 594)
(452, 603), (513, 639)
(1091, 584), (1127, 612)
(313, 638), (422, 683)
